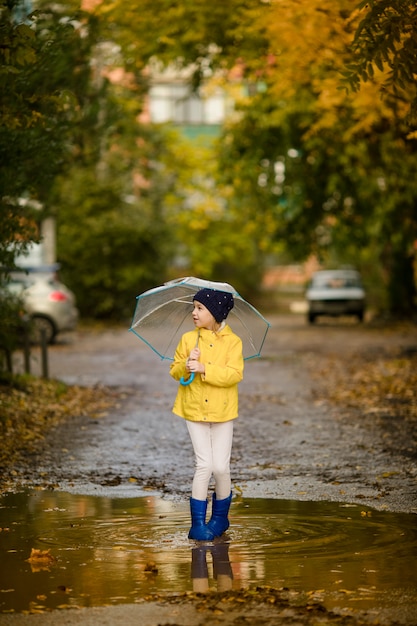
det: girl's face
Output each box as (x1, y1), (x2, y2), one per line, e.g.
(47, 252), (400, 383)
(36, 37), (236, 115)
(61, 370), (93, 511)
(192, 301), (217, 330)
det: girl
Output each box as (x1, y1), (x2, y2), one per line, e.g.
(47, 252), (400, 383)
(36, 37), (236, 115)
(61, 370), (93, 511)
(170, 288), (244, 540)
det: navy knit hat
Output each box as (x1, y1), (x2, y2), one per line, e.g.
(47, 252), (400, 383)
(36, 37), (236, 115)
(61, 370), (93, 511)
(194, 288), (234, 323)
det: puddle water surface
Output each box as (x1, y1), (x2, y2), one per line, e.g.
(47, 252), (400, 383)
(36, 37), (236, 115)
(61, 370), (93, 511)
(0, 490), (416, 615)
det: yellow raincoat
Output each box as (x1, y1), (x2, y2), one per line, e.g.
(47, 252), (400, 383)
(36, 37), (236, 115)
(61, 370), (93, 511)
(170, 325), (244, 423)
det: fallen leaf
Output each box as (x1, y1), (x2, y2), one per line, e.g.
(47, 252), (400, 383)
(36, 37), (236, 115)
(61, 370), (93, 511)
(26, 548), (57, 572)
(144, 561), (158, 574)
(379, 471), (400, 479)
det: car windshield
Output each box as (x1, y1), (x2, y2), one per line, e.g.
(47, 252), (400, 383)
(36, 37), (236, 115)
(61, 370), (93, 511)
(312, 275), (362, 289)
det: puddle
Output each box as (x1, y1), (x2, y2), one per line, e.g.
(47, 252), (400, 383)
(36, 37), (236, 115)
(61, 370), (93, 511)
(0, 490), (416, 615)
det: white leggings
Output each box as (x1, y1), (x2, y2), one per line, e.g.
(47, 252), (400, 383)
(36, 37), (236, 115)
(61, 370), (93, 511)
(186, 420), (234, 501)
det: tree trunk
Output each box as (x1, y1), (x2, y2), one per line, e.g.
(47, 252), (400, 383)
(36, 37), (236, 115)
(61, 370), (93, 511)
(385, 246), (417, 317)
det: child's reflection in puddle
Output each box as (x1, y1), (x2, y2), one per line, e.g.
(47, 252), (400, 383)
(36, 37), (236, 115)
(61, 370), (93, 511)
(191, 541), (233, 593)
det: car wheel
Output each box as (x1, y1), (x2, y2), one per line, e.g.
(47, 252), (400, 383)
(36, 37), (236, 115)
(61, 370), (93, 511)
(29, 315), (56, 345)
(308, 312), (316, 324)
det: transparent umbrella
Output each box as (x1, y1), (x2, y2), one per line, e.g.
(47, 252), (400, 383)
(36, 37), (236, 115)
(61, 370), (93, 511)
(129, 276), (270, 363)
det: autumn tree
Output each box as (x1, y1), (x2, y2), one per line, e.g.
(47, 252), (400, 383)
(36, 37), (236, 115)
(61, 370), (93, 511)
(0, 0), (91, 359)
(344, 0), (417, 125)
(0, 0), (104, 271)
(255, 0), (417, 314)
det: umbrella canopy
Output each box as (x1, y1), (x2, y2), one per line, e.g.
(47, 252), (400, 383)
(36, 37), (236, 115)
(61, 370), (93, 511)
(129, 276), (270, 361)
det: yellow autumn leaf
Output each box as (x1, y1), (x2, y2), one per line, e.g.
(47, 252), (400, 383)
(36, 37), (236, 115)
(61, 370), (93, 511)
(26, 548), (57, 572)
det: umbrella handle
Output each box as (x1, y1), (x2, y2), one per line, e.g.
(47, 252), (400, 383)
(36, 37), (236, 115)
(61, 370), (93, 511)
(180, 372), (195, 386)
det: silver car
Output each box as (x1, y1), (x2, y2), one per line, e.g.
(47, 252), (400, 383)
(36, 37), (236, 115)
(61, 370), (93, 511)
(306, 269), (366, 324)
(6, 270), (79, 343)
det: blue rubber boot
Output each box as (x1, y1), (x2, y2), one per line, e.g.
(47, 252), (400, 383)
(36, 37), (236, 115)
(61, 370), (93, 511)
(188, 498), (215, 541)
(206, 492), (232, 538)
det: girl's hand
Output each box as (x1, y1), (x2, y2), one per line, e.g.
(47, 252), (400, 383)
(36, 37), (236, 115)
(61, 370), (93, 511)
(187, 359), (205, 375)
(186, 348), (204, 374)
(189, 348), (200, 361)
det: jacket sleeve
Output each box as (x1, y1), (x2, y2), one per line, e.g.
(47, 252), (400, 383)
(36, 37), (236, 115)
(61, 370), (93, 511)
(202, 335), (244, 388)
(169, 334), (189, 382)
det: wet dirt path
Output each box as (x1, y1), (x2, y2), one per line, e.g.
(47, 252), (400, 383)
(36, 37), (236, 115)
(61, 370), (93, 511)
(12, 314), (417, 513)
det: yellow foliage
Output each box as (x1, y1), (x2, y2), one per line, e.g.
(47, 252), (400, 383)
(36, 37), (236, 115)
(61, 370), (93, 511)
(256, 0), (400, 137)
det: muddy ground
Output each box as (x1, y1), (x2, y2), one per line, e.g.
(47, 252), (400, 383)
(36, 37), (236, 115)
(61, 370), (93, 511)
(2, 313), (417, 625)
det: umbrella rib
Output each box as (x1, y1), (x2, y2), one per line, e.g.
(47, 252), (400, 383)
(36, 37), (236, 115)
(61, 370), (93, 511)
(231, 308), (268, 357)
(128, 327), (167, 360)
